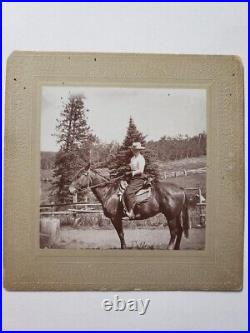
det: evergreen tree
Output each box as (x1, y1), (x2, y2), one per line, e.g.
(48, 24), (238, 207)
(110, 116), (159, 178)
(50, 94), (96, 203)
(122, 116), (146, 148)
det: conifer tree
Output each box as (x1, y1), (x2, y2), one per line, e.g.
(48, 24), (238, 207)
(110, 116), (159, 178)
(50, 94), (96, 203)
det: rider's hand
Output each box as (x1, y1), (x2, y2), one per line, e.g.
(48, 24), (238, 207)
(125, 171), (132, 176)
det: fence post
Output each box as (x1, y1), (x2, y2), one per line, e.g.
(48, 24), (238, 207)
(198, 187), (202, 204)
(73, 193), (78, 204)
(51, 201), (55, 217)
(197, 186), (206, 227)
(72, 193), (78, 226)
(197, 187), (202, 226)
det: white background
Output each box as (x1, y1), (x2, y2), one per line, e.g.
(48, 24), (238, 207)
(2, 3), (248, 331)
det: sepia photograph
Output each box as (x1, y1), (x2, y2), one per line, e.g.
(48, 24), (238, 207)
(40, 86), (207, 250)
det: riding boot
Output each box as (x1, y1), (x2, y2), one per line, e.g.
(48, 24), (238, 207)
(126, 208), (135, 220)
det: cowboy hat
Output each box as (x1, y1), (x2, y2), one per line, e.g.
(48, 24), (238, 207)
(129, 142), (145, 150)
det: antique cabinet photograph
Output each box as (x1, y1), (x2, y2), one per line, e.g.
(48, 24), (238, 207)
(3, 3), (247, 332)
(4, 52), (244, 291)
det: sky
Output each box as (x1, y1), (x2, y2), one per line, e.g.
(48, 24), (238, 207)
(41, 86), (206, 152)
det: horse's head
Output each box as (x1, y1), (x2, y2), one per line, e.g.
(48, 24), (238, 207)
(69, 162), (92, 194)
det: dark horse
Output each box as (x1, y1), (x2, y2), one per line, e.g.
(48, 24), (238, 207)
(69, 164), (190, 250)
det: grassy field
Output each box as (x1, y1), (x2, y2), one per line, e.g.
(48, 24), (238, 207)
(157, 155), (206, 172)
(166, 173), (206, 195)
(157, 155), (206, 195)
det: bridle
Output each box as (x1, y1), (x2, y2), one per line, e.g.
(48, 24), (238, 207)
(86, 169), (111, 190)
(78, 170), (92, 191)
(73, 168), (121, 192)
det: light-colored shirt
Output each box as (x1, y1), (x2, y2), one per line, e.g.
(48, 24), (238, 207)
(130, 153), (145, 177)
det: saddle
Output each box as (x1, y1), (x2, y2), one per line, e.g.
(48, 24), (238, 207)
(117, 177), (153, 204)
(135, 187), (152, 203)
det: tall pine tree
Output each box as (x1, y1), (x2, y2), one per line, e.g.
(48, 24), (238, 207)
(50, 94), (96, 203)
(110, 116), (159, 178)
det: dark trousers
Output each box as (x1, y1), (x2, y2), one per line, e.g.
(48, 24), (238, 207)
(124, 177), (145, 211)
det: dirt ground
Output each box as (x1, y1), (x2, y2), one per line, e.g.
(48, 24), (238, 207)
(52, 226), (205, 250)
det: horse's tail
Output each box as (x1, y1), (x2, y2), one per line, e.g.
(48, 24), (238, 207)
(182, 194), (190, 238)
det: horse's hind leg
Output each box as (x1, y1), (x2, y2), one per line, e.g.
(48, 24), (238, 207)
(112, 217), (126, 249)
(166, 217), (178, 250)
(174, 214), (183, 250)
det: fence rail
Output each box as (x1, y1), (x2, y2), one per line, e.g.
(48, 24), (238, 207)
(40, 202), (101, 208)
(41, 210), (103, 215)
(163, 167), (206, 179)
(40, 186), (206, 226)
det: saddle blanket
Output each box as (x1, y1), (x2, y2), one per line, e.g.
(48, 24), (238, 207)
(117, 180), (151, 203)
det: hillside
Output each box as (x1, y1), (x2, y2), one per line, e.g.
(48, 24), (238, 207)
(157, 155), (206, 173)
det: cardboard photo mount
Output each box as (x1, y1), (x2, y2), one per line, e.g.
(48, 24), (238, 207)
(4, 52), (244, 291)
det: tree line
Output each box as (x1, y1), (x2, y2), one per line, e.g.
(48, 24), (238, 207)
(41, 94), (206, 203)
(41, 132), (206, 172)
(147, 132), (206, 162)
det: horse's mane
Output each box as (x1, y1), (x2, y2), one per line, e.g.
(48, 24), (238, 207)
(105, 177), (122, 197)
(72, 166), (110, 182)
(72, 166), (123, 196)
(72, 166), (86, 181)
(94, 168), (110, 180)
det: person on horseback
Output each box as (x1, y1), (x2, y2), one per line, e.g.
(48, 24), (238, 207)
(124, 142), (146, 219)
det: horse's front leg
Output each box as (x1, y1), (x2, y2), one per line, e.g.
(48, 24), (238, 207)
(111, 217), (126, 249)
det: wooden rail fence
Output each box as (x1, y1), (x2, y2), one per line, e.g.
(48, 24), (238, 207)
(40, 187), (206, 226)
